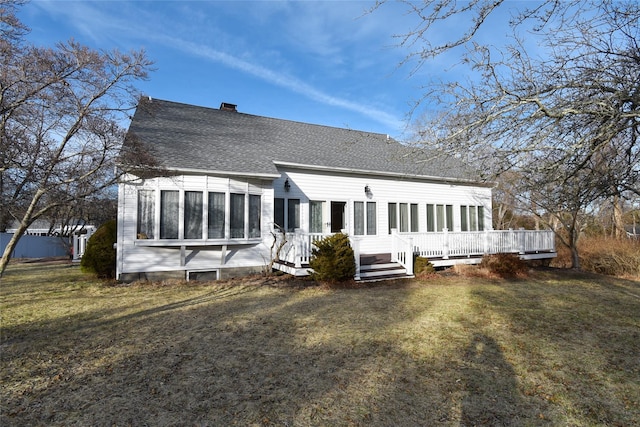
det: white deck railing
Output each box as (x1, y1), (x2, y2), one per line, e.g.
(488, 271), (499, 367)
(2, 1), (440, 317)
(404, 228), (556, 259)
(273, 228), (555, 276)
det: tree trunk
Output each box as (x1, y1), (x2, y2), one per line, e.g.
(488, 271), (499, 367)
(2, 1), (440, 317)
(612, 195), (624, 239)
(0, 221), (28, 277)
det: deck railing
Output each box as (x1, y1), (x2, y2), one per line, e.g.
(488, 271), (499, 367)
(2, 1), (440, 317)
(404, 228), (556, 259)
(273, 227), (555, 276)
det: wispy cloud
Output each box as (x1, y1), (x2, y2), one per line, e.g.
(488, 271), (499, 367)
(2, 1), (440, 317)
(157, 35), (405, 132)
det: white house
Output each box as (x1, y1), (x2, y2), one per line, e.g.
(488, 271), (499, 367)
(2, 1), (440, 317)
(116, 98), (555, 282)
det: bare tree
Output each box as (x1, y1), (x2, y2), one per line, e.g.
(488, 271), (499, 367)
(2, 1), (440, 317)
(382, 0), (640, 268)
(0, 1), (153, 275)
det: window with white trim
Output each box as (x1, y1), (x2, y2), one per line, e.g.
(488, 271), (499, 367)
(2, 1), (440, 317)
(389, 202), (418, 233)
(309, 201), (324, 233)
(137, 190), (155, 239)
(136, 189), (260, 240)
(427, 204), (453, 232)
(461, 205), (485, 231)
(354, 201), (377, 236)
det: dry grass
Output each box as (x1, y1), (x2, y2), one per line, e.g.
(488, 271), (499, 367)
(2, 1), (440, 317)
(1, 261), (639, 426)
(553, 236), (640, 279)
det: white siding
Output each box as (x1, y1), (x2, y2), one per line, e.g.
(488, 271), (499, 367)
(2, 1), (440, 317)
(117, 174), (274, 279)
(273, 168), (492, 254)
(117, 168), (492, 279)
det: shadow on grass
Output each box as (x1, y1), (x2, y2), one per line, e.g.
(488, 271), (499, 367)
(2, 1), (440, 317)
(461, 333), (531, 425)
(470, 270), (640, 425)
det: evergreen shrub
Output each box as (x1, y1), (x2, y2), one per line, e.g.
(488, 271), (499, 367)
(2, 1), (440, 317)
(81, 219), (117, 279)
(414, 256), (435, 275)
(309, 233), (356, 283)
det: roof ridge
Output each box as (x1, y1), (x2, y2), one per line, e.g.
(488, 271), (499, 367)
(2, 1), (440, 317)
(144, 97), (396, 141)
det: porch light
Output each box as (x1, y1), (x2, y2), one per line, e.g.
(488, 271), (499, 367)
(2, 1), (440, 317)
(284, 178), (291, 192)
(364, 185), (371, 194)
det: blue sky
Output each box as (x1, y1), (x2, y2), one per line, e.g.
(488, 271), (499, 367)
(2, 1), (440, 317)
(17, 1), (520, 139)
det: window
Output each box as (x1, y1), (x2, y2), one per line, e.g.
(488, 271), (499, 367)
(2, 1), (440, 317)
(426, 204), (435, 232)
(388, 203), (397, 233)
(184, 191), (203, 239)
(366, 202), (376, 235)
(446, 204), (454, 231)
(461, 205), (485, 232)
(138, 189), (260, 241)
(287, 199), (300, 231)
(230, 193), (245, 238)
(160, 190), (179, 239)
(410, 203), (419, 232)
(354, 201), (377, 236)
(208, 192), (225, 238)
(460, 206), (469, 231)
(399, 203), (409, 232)
(354, 202), (365, 235)
(436, 204), (444, 232)
(470, 206), (478, 231)
(309, 201), (324, 233)
(249, 195), (261, 238)
(274, 198), (285, 230)
(137, 190), (155, 239)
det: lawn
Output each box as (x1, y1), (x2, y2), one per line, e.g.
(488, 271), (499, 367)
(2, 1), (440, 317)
(1, 261), (639, 426)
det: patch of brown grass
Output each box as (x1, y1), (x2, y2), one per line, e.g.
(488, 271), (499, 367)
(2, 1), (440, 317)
(553, 236), (640, 279)
(2, 263), (639, 426)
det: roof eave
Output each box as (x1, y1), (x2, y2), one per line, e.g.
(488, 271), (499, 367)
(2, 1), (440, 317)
(273, 161), (494, 187)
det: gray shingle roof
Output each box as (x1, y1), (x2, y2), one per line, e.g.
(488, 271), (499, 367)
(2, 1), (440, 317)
(121, 98), (479, 182)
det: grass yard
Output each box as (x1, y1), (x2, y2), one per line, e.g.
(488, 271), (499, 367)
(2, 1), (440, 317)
(1, 262), (639, 426)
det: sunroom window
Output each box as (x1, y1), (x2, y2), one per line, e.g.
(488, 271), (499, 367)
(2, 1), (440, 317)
(160, 190), (179, 239)
(208, 192), (225, 238)
(184, 191), (203, 239)
(137, 189), (261, 241)
(137, 190), (155, 239)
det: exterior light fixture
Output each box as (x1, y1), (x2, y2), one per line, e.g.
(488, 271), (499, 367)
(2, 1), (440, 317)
(284, 178), (291, 192)
(364, 185), (371, 194)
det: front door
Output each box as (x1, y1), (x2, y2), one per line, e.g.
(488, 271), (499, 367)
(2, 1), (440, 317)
(330, 201), (346, 233)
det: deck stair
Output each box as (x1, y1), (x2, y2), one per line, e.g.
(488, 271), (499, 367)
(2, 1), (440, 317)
(358, 253), (413, 281)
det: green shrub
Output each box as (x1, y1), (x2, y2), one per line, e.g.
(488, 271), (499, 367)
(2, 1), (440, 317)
(414, 256), (435, 275)
(480, 253), (528, 278)
(309, 233), (356, 283)
(81, 219), (117, 279)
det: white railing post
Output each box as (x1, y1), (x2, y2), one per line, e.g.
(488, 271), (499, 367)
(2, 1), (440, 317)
(518, 227), (526, 254)
(443, 228), (449, 259)
(351, 236), (361, 280)
(294, 229), (302, 268)
(391, 228), (398, 262)
(407, 236), (414, 275)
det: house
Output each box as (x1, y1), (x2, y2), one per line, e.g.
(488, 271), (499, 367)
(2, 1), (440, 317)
(116, 98), (555, 282)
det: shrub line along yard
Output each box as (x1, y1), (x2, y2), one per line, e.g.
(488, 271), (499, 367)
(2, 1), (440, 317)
(1, 261), (639, 426)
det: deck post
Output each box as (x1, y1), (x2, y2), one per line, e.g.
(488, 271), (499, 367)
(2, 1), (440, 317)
(390, 228), (398, 262)
(518, 227), (526, 254)
(407, 236), (414, 275)
(351, 236), (361, 280)
(294, 229), (302, 268)
(443, 228), (449, 259)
